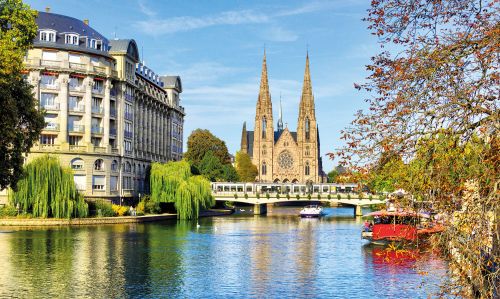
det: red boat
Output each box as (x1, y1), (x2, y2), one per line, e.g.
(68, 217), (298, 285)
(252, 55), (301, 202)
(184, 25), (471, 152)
(361, 210), (443, 245)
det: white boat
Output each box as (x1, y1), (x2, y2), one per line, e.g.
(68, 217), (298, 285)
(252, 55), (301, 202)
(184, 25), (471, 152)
(300, 205), (324, 218)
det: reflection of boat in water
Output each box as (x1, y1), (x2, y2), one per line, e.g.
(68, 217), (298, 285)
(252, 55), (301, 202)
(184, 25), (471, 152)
(361, 210), (444, 245)
(300, 205), (324, 218)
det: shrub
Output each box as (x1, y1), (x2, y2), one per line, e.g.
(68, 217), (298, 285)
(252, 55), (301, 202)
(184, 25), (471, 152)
(0, 205), (18, 217)
(244, 193), (249, 199)
(347, 194), (351, 200)
(307, 194), (312, 200)
(358, 193), (364, 200)
(256, 193), (260, 199)
(276, 193), (280, 199)
(369, 195), (373, 201)
(112, 204), (129, 216)
(337, 194), (341, 200)
(327, 194), (331, 200)
(136, 200), (146, 214)
(233, 193), (238, 199)
(296, 194), (300, 200)
(145, 201), (161, 214)
(266, 193), (270, 199)
(379, 194), (385, 201)
(94, 200), (115, 217)
(286, 194), (291, 200)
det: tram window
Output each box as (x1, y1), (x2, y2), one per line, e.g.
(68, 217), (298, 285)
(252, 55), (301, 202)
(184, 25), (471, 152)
(246, 186), (253, 192)
(323, 186), (329, 193)
(237, 186), (243, 192)
(224, 186), (229, 192)
(231, 186), (236, 192)
(217, 186), (222, 192)
(294, 186), (299, 193)
(346, 187), (352, 192)
(313, 186), (319, 193)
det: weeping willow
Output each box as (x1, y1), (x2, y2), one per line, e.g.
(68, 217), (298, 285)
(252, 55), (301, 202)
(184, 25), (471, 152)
(150, 161), (214, 219)
(9, 155), (88, 218)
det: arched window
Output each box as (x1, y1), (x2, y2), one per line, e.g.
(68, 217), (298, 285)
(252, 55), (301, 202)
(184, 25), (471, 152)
(262, 162), (267, 175)
(40, 30), (56, 42)
(94, 159), (104, 171)
(305, 117), (310, 140)
(305, 162), (310, 176)
(111, 160), (118, 172)
(262, 145), (267, 155)
(124, 162), (132, 173)
(71, 158), (84, 170)
(262, 116), (267, 139)
(305, 146), (310, 156)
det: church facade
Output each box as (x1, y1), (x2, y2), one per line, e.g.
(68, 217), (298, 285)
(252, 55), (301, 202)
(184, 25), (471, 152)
(240, 52), (326, 183)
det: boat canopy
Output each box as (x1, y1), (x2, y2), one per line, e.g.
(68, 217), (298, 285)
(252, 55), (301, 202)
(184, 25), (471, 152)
(363, 210), (430, 218)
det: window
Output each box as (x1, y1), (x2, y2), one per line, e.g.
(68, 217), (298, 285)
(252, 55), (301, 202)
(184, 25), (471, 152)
(305, 146), (310, 156)
(42, 51), (57, 61)
(65, 34), (79, 45)
(305, 117), (310, 140)
(91, 137), (101, 147)
(262, 145), (266, 155)
(41, 74), (57, 87)
(305, 162), (310, 176)
(71, 158), (84, 170)
(92, 175), (105, 190)
(110, 176), (118, 191)
(94, 159), (104, 171)
(40, 134), (56, 145)
(124, 140), (132, 154)
(262, 162), (267, 175)
(69, 77), (83, 90)
(69, 96), (83, 110)
(40, 93), (57, 108)
(69, 136), (81, 146)
(111, 160), (118, 172)
(40, 30), (56, 42)
(89, 39), (102, 50)
(73, 175), (86, 191)
(123, 176), (132, 190)
(92, 80), (103, 92)
(124, 162), (132, 173)
(262, 116), (267, 139)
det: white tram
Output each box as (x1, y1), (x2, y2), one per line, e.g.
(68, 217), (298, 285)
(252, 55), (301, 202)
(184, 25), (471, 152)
(211, 182), (358, 195)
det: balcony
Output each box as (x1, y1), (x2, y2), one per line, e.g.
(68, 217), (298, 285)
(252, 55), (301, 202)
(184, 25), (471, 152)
(91, 106), (103, 114)
(124, 94), (134, 102)
(110, 128), (117, 136)
(69, 145), (86, 152)
(40, 60), (61, 68)
(111, 148), (119, 154)
(91, 127), (104, 134)
(92, 87), (104, 94)
(110, 107), (117, 118)
(69, 84), (84, 92)
(93, 66), (106, 75)
(44, 123), (60, 131)
(110, 89), (118, 97)
(40, 83), (60, 90)
(94, 146), (107, 153)
(41, 103), (60, 111)
(69, 104), (85, 112)
(68, 124), (84, 133)
(124, 111), (133, 120)
(124, 131), (133, 139)
(69, 62), (86, 71)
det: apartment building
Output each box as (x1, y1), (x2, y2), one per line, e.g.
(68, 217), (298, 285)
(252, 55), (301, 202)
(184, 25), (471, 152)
(11, 10), (185, 203)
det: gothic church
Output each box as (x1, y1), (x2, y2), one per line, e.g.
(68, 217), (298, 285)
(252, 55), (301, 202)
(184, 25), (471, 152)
(240, 52), (326, 183)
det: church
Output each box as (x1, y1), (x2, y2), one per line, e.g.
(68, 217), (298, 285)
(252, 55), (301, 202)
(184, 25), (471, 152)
(240, 52), (326, 183)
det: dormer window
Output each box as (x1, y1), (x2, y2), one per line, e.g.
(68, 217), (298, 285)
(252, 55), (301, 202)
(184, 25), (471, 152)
(89, 39), (102, 50)
(40, 30), (56, 42)
(65, 34), (79, 45)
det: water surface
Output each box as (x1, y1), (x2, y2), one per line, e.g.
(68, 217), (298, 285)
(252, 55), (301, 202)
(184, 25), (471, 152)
(0, 207), (448, 298)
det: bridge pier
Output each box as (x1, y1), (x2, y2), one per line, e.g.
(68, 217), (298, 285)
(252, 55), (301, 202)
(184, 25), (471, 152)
(354, 205), (363, 217)
(254, 203), (267, 215)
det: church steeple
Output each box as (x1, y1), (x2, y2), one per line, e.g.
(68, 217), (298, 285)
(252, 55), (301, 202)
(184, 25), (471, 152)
(277, 93), (283, 132)
(257, 49), (272, 112)
(299, 52), (315, 119)
(240, 121), (248, 153)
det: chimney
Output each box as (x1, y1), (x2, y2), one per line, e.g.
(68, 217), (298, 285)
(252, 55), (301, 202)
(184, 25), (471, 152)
(83, 19), (89, 26)
(45, 7), (50, 13)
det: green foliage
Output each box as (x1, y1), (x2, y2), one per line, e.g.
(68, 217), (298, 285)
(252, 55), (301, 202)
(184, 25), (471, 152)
(244, 193), (249, 199)
(337, 194), (341, 200)
(222, 164), (239, 182)
(9, 155), (88, 218)
(276, 193), (280, 199)
(256, 193), (260, 199)
(198, 151), (224, 182)
(235, 151), (258, 182)
(233, 193), (238, 199)
(287, 194), (291, 200)
(369, 195), (373, 201)
(327, 194), (331, 200)
(296, 194), (300, 200)
(317, 194), (321, 200)
(150, 161), (214, 219)
(347, 194), (351, 200)
(307, 194), (312, 200)
(0, 205), (17, 217)
(327, 170), (339, 183)
(94, 200), (115, 217)
(184, 129), (231, 166)
(266, 193), (270, 199)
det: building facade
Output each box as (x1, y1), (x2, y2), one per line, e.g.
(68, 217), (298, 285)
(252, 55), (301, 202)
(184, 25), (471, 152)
(241, 52), (326, 183)
(15, 10), (184, 202)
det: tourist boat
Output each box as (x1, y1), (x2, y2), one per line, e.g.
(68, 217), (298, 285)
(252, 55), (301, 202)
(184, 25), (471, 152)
(361, 210), (443, 245)
(300, 205), (324, 218)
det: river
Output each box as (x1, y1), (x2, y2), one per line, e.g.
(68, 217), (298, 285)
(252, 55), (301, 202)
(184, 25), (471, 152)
(0, 207), (448, 298)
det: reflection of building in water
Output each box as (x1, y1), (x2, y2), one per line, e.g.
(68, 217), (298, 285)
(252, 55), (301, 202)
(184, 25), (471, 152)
(249, 218), (273, 293)
(294, 219), (318, 294)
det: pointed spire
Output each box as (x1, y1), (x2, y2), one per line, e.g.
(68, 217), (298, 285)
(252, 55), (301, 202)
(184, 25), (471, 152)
(299, 52), (314, 118)
(277, 92), (283, 132)
(240, 121), (248, 153)
(257, 49), (271, 110)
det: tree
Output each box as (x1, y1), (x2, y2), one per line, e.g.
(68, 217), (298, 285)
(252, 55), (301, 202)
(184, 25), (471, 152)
(332, 1), (499, 297)
(235, 151), (257, 182)
(184, 129), (231, 167)
(222, 164), (239, 182)
(0, 0), (44, 190)
(9, 155), (88, 218)
(198, 151), (224, 182)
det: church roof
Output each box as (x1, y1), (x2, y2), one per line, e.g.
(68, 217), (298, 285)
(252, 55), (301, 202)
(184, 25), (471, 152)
(246, 131), (254, 156)
(274, 130), (297, 144)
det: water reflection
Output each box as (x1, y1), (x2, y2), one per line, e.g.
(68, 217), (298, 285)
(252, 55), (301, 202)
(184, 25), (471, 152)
(0, 207), (447, 298)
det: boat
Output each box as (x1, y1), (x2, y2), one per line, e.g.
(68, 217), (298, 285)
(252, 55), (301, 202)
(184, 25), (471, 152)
(361, 210), (443, 245)
(300, 205), (324, 218)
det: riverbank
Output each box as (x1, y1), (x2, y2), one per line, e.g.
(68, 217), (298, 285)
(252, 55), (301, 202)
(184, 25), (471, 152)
(0, 209), (233, 227)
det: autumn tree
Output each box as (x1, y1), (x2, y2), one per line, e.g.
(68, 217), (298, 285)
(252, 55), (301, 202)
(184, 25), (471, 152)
(0, 0), (44, 190)
(184, 129), (232, 167)
(334, 0), (499, 297)
(234, 151), (257, 182)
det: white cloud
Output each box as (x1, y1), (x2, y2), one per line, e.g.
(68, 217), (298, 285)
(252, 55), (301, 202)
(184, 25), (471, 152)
(134, 10), (269, 35)
(175, 62), (248, 86)
(263, 26), (298, 42)
(137, 0), (156, 18)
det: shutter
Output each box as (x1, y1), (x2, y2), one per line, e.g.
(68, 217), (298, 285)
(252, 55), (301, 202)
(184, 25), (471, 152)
(73, 175), (86, 191)
(42, 51), (57, 60)
(110, 176), (118, 191)
(92, 175), (105, 185)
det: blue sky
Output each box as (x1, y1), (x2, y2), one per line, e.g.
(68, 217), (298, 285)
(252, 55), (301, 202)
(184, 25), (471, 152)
(26, 0), (378, 171)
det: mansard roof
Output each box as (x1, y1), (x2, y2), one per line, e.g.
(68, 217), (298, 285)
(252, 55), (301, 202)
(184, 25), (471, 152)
(108, 39), (139, 62)
(160, 76), (183, 93)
